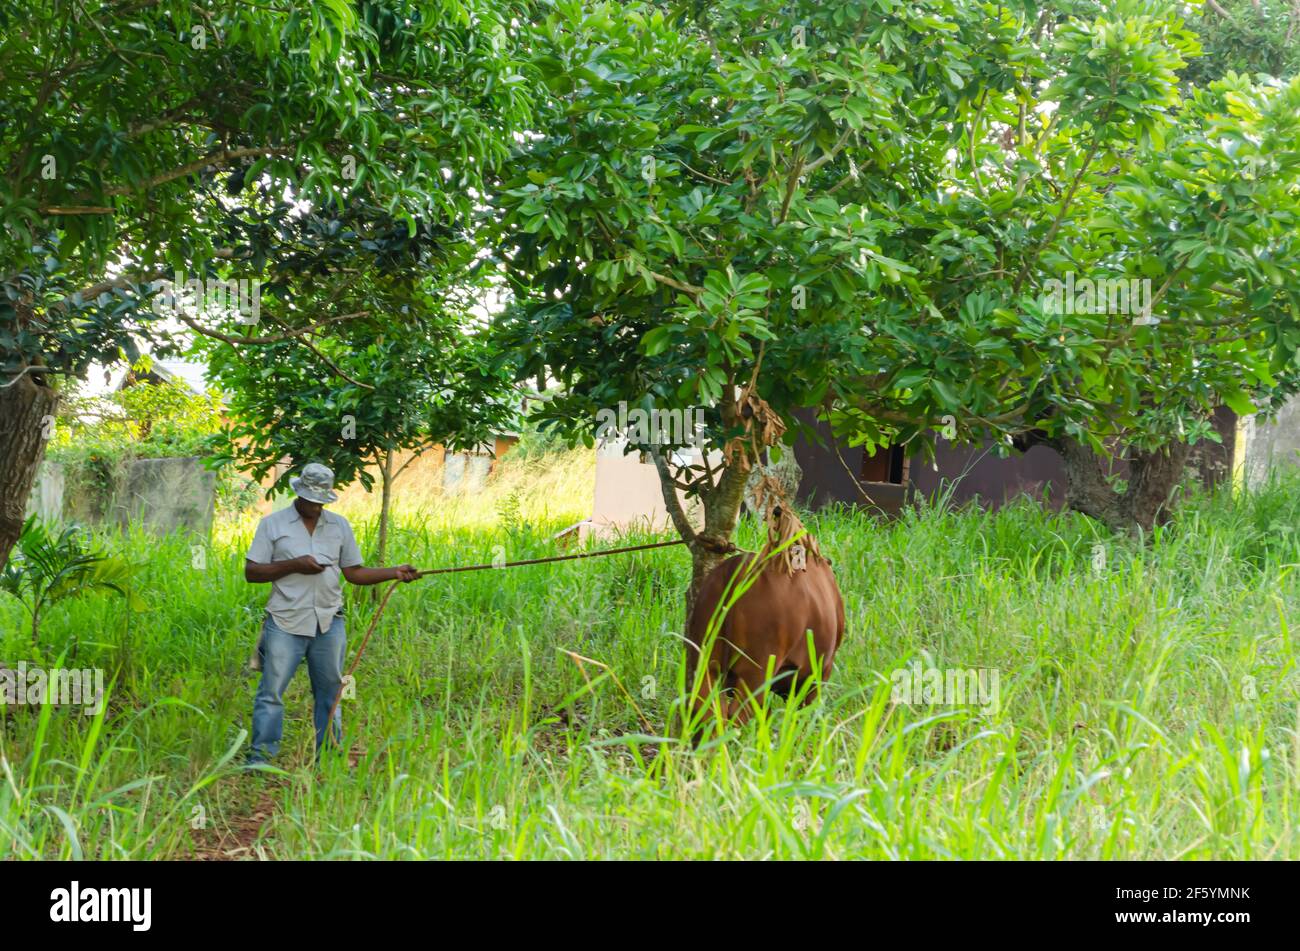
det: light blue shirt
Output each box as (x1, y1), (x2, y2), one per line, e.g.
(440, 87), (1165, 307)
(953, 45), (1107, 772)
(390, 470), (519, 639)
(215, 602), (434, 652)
(246, 506), (363, 636)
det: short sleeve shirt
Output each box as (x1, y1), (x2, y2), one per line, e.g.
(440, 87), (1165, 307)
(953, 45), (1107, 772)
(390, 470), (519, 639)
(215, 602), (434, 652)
(246, 505), (363, 636)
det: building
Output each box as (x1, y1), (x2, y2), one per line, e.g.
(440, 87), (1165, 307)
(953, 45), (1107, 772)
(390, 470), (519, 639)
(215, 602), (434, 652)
(791, 406), (1243, 515)
(555, 438), (719, 542)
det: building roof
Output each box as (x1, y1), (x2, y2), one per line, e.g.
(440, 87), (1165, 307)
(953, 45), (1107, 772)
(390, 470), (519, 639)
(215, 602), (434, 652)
(113, 359), (210, 394)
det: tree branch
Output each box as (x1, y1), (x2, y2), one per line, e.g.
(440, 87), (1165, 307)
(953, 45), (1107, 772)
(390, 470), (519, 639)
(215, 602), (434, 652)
(649, 446), (698, 543)
(0, 365), (56, 390)
(265, 313), (374, 390)
(1013, 109), (1110, 295)
(42, 206), (116, 215)
(38, 146), (293, 211)
(174, 310), (371, 346)
(802, 128), (853, 177)
(648, 270), (705, 298)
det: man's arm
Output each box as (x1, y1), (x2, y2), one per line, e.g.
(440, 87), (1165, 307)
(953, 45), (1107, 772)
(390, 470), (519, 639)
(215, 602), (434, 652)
(341, 564), (418, 586)
(245, 556), (327, 583)
(335, 516), (416, 585)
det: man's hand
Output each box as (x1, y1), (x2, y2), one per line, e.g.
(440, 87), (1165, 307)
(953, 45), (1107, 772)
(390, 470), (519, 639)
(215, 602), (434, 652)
(341, 563), (419, 586)
(294, 555), (327, 575)
(246, 555), (327, 584)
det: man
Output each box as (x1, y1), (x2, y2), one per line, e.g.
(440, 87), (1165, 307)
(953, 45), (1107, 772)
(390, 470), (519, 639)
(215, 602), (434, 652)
(244, 462), (417, 764)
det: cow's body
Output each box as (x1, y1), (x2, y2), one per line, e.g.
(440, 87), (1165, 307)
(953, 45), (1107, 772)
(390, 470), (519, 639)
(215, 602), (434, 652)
(685, 544), (845, 728)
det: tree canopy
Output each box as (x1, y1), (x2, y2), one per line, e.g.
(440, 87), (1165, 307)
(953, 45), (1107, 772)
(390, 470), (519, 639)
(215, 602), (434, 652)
(492, 0), (1300, 553)
(4, 0), (1300, 581)
(0, 0), (534, 568)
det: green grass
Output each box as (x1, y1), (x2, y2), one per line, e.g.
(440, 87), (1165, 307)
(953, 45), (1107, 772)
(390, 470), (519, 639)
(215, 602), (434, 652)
(3, 462), (1300, 859)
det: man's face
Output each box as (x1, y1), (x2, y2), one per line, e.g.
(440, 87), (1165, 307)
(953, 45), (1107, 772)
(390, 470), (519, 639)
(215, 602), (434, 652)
(294, 497), (325, 520)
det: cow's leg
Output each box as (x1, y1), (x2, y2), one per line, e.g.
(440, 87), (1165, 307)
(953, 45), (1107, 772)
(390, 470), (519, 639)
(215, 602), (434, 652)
(796, 654), (833, 707)
(687, 659), (721, 737)
(684, 636), (734, 743)
(783, 629), (838, 707)
(724, 657), (782, 726)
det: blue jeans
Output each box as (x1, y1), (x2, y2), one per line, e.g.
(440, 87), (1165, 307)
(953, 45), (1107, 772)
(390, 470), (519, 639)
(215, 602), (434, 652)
(248, 613), (346, 764)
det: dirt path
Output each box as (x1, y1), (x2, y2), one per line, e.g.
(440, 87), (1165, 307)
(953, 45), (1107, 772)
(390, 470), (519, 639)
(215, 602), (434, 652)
(187, 786), (281, 860)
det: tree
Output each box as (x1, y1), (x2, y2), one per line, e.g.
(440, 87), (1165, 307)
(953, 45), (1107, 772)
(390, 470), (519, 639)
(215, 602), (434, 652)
(204, 288), (518, 565)
(1182, 0), (1300, 87)
(492, 0), (1300, 616)
(0, 0), (533, 569)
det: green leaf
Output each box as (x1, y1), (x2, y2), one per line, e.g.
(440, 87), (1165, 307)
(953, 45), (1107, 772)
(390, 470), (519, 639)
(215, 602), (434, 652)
(1222, 389), (1256, 417)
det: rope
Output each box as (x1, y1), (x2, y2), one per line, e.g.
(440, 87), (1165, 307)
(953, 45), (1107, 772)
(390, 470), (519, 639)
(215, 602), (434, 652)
(325, 578), (399, 732)
(410, 538), (685, 577)
(323, 537), (688, 737)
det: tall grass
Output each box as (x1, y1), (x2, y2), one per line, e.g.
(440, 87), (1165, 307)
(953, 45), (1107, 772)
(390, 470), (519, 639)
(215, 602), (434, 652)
(2, 458), (1299, 859)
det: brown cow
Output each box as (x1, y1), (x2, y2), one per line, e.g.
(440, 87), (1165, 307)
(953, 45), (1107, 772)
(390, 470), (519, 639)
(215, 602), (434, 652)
(684, 503), (845, 734)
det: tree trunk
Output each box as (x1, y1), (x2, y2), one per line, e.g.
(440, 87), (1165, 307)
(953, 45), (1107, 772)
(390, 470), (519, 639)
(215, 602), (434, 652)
(377, 449), (393, 567)
(1122, 441), (1193, 530)
(651, 449), (750, 737)
(650, 449), (750, 620)
(742, 444), (801, 516)
(1034, 433), (1192, 532)
(1043, 434), (1125, 529)
(0, 371), (59, 570)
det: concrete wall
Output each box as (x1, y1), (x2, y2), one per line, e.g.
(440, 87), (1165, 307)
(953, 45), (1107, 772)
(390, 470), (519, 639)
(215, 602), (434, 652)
(29, 456), (215, 538)
(443, 450), (493, 493)
(110, 456), (215, 538)
(23, 461), (65, 524)
(1239, 398), (1300, 487)
(442, 438), (520, 493)
(573, 439), (715, 542)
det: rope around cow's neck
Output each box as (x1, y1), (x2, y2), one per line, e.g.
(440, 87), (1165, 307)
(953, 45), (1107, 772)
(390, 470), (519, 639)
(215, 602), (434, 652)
(323, 538), (689, 733)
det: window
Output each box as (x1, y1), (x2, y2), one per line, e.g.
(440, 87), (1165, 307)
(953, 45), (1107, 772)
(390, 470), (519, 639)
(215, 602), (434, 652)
(861, 444), (908, 485)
